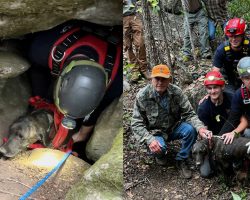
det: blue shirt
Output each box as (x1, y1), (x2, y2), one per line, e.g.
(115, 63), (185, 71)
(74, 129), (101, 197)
(198, 92), (233, 135)
(231, 88), (250, 119)
(213, 41), (250, 88)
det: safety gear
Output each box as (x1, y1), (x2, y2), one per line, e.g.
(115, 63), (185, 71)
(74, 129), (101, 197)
(49, 24), (121, 83)
(54, 59), (107, 119)
(237, 56), (250, 77)
(28, 96), (73, 151)
(224, 39), (250, 61)
(204, 71), (225, 86)
(224, 18), (247, 37)
(151, 64), (171, 78)
(241, 84), (250, 104)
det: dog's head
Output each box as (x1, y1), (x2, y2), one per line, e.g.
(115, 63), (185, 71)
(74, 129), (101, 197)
(0, 110), (53, 158)
(192, 139), (209, 166)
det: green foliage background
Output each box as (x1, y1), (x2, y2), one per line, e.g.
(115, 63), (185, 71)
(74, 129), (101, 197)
(228, 0), (250, 21)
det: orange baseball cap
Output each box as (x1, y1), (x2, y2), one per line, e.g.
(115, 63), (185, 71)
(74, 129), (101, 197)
(151, 64), (171, 78)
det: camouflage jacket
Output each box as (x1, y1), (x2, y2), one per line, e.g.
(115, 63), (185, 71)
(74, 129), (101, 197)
(131, 84), (204, 145)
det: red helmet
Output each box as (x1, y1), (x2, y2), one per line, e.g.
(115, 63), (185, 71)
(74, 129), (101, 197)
(224, 18), (247, 37)
(204, 71), (225, 86)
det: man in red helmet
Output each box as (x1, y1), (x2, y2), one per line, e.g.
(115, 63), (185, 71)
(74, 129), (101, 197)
(198, 71), (248, 140)
(213, 18), (250, 94)
(197, 70), (248, 178)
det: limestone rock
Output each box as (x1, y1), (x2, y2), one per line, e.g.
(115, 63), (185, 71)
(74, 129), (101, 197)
(6, 148), (91, 200)
(0, 0), (122, 38)
(0, 51), (30, 78)
(66, 130), (123, 200)
(0, 75), (31, 145)
(86, 97), (122, 162)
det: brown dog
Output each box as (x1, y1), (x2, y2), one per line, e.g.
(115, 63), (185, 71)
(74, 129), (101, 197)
(0, 109), (53, 158)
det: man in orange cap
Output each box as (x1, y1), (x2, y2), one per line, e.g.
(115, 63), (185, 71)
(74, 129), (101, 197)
(131, 64), (209, 179)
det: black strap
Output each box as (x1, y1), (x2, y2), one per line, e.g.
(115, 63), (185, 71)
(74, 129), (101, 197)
(51, 29), (86, 76)
(51, 25), (120, 76)
(104, 43), (117, 80)
(241, 84), (250, 104)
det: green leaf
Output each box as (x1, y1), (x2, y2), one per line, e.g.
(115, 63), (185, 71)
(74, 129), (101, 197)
(231, 192), (242, 200)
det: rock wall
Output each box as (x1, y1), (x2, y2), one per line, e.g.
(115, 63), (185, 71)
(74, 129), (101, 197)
(86, 97), (122, 162)
(0, 0), (122, 38)
(66, 130), (123, 200)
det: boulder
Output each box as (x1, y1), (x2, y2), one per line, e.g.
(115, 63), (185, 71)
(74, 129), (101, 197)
(0, 148), (91, 200)
(66, 130), (123, 200)
(86, 97), (122, 162)
(0, 75), (31, 145)
(0, 51), (30, 78)
(0, 0), (122, 38)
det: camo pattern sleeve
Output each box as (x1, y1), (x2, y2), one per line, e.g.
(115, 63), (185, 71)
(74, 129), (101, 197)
(131, 85), (155, 146)
(170, 84), (205, 132)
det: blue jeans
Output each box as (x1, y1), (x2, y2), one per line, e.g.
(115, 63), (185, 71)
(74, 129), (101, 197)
(208, 20), (226, 41)
(208, 20), (216, 41)
(153, 122), (197, 160)
(182, 9), (210, 56)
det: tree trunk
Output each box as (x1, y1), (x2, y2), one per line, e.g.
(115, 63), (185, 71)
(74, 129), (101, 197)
(141, 0), (161, 68)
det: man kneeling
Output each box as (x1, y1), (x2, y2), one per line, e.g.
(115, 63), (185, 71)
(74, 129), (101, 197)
(131, 64), (209, 179)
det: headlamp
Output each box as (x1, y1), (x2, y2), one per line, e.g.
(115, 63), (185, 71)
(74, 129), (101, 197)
(61, 116), (76, 129)
(208, 76), (215, 80)
(229, 28), (237, 34)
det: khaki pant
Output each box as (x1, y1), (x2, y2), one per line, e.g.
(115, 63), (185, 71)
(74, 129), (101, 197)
(123, 15), (148, 76)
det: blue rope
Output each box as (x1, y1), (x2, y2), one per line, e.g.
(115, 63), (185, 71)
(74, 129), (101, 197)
(19, 151), (72, 200)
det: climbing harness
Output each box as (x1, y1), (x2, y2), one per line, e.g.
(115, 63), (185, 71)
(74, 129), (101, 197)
(241, 84), (250, 104)
(48, 24), (121, 86)
(28, 96), (73, 151)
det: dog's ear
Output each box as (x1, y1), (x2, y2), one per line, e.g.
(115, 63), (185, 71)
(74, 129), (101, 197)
(39, 131), (50, 146)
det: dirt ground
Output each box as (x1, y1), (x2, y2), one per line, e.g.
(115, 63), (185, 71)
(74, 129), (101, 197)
(0, 149), (90, 200)
(123, 80), (250, 200)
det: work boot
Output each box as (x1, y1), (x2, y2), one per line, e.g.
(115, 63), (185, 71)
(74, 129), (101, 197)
(155, 156), (168, 166)
(176, 160), (192, 179)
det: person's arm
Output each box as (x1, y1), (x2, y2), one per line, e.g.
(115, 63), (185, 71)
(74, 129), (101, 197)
(219, 90), (243, 135)
(212, 44), (225, 71)
(177, 88), (211, 139)
(72, 125), (94, 143)
(197, 105), (210, 127)
(131, 95), (155, 146)
(222, 115), (248, 144)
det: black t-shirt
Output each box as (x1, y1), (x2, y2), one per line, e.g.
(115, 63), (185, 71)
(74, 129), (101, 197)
(231, 88), (250, 119)
(198, 92), (233, 135)
(219, 87), (250, 134)
(213, 41), (250, 88)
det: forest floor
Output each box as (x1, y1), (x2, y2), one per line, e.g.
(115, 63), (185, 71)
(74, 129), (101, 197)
(123, 80), (250, 200)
